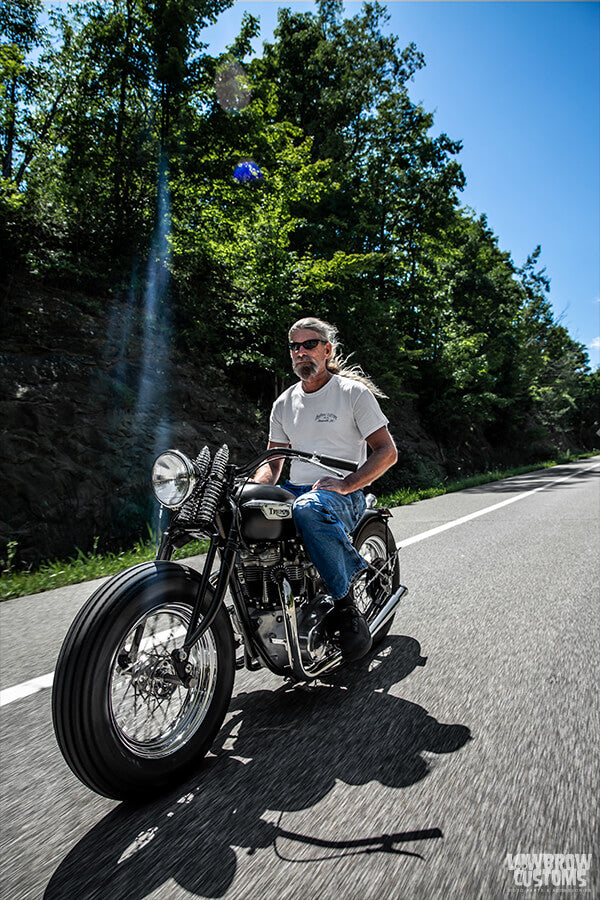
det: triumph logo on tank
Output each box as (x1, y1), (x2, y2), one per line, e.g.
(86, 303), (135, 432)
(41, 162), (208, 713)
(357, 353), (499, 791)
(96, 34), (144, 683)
(505, 853), (592, 890)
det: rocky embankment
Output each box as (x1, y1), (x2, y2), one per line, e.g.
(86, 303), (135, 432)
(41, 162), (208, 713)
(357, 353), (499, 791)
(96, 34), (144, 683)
(0, 280), (265, 567)
(0, 278), (445, 568)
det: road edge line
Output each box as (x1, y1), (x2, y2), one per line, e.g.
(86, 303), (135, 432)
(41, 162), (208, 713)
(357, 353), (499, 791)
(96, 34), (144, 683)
(397, 460), (600, 549)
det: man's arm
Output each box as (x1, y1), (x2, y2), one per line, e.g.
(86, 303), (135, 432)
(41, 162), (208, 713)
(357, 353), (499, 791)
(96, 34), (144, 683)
(253, 440), (290, 484)
(311, 425), (397, 494)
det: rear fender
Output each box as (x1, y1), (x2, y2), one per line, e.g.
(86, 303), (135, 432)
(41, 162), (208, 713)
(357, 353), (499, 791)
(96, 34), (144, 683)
(352, 507), (391, 540)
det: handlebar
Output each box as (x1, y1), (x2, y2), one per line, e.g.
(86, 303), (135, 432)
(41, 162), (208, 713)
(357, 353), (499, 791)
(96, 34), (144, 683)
(235, 447), (358, 478)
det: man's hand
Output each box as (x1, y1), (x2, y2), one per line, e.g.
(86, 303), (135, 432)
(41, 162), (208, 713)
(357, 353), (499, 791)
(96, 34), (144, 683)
(311, 476), (350, 494)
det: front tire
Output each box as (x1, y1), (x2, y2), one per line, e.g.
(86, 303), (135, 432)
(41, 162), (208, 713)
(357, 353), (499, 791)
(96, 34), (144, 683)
(52, 561), (235, 801)
(351, 517), (400, 643)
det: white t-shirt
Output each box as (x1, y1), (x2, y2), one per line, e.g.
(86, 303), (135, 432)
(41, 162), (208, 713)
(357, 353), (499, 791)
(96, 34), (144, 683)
(269, 374), (389, 484)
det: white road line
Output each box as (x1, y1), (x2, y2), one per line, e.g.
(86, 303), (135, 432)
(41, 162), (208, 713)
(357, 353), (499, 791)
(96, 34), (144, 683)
(398, 460), (600, 548)
(0, 672), (54, 707)
(1, 460), (598, 709)
(0, 627), (187, 708)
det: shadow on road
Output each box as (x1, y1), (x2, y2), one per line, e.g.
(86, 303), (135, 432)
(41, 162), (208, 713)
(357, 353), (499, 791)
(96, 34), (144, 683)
(45, 635), (471, 899)
(461, 463), (599, 495)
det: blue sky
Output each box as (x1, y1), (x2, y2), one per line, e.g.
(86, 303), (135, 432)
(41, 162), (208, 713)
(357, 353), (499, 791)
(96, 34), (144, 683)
(203, 1), (600, 369)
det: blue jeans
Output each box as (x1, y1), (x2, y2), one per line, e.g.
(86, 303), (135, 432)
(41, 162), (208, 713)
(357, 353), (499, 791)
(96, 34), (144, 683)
(283, 482), (368, 601)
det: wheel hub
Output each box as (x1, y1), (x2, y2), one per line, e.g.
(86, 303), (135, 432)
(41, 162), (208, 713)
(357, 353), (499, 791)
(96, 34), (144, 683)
(125, 654), (182, 701)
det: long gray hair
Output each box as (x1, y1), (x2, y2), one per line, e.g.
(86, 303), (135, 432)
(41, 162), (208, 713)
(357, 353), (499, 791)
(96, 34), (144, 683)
(289, 317), (387, 398)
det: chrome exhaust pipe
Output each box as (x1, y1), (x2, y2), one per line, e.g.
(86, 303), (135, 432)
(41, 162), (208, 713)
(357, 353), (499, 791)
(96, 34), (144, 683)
(369, 584), (408, 636)
(281, 580), (408, 681)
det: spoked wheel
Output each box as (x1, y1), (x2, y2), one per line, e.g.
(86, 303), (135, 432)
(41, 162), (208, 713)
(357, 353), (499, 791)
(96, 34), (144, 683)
(110, 602), (219, 759)
(351, 518), (400, 643)
(52, 561), (234, 801)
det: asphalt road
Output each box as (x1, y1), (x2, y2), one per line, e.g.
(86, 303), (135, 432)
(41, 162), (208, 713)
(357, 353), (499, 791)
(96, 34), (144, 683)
(1, 458), (598, 900)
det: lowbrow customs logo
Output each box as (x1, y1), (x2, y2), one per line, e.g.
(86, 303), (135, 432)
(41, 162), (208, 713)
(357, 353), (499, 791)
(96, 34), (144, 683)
(504, 853), (593, 891)
(315, 413), (337, 423)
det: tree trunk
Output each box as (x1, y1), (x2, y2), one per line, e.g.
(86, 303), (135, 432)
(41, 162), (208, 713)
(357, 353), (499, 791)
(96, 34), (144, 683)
(112, 0), (134, 253)
(2, 79), (17, 179)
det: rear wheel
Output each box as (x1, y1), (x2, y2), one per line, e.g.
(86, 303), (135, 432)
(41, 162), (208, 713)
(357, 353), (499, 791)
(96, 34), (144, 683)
(52, 561), (235, 801)
(351, 518), (399, 643)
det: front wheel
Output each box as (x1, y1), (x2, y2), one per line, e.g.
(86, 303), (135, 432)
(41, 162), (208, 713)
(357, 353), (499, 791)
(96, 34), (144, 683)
(351, 517), (400, 644)
(52, 561), (235, 801)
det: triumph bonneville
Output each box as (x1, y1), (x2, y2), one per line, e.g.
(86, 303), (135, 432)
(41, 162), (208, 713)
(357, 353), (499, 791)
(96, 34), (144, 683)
(52, 444), (407, 800)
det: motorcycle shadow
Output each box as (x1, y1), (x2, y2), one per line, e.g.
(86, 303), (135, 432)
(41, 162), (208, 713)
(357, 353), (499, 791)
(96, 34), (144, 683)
(45, 635), (471, 900)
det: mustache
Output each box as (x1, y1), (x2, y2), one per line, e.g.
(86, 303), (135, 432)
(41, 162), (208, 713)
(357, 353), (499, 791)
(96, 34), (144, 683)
(293, 357), (319, 378)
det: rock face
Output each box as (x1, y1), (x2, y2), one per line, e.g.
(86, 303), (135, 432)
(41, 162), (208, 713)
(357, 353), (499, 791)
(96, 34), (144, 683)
(0, 279), (267, 567)
(0, 278), (443, 569)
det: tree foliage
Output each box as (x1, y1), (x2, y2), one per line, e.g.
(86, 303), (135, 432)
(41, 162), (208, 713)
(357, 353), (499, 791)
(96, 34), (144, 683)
(1, 0), (595, 467)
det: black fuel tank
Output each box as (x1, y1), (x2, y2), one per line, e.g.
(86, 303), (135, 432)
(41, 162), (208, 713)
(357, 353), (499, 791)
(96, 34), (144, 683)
(238, 483), (296, 542)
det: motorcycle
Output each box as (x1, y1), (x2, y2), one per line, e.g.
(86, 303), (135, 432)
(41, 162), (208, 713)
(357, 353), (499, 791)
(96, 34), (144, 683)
(52, 444), (407, 801)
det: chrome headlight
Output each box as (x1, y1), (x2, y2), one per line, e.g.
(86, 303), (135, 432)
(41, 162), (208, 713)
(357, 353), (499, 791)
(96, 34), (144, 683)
(151, 450), (196, 508)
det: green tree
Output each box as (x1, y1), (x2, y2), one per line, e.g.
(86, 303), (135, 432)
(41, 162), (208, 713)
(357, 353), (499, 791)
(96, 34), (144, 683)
(246, 0), (466, 400)
(139, 0), (232, 150)
(0, 0), (43, 180)
(169, 92), (331, 399)
(511, 247), (590, 448)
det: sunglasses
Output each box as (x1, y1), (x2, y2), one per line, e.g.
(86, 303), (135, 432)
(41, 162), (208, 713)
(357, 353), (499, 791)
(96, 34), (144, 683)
(288, 339), (326, 352)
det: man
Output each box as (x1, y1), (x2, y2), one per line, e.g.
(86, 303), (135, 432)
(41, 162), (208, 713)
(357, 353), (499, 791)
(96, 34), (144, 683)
(254, 317), (397, 661)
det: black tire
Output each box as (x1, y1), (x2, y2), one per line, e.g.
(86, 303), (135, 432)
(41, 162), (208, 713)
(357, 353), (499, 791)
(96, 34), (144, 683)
(52, 561), (235, 801)
(351, 517), (400, 644)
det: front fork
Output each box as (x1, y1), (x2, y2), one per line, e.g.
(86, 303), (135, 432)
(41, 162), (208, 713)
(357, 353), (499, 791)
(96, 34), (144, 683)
(156, 511), (239, 684)
(157, 515), (281, 680)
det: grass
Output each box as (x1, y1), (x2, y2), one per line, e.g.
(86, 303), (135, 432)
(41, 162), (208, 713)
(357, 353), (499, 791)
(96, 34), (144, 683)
(0, 534), (209, 602)
(377, 450), (598, 508)
(1, 449), (597, 602)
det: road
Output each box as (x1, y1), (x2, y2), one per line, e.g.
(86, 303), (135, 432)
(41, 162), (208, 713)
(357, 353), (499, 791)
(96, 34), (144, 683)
(0, 458), (598, 900)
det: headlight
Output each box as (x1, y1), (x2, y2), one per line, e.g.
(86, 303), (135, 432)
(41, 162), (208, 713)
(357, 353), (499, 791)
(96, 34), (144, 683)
(151, 450), (196, 508)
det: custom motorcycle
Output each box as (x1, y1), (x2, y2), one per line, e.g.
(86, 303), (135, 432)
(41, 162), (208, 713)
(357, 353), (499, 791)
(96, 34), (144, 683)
(52, 445), (407, 800)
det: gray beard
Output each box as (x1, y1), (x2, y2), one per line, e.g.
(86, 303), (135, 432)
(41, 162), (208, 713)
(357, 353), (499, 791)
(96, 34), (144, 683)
(293, 358), (319, 380)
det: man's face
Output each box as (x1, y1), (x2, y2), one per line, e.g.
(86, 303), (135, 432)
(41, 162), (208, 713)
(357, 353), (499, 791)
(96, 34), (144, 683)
(289, 328), (331, 381)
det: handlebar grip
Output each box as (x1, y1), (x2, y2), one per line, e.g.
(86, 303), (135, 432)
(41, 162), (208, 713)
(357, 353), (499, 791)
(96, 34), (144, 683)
(317, 455), (357, 473)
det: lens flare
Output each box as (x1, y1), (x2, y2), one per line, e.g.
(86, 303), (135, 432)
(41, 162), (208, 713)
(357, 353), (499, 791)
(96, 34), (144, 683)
(136, 155), (171, 424)
(233, 159), (263, 185)
(215, 58), (251, 112)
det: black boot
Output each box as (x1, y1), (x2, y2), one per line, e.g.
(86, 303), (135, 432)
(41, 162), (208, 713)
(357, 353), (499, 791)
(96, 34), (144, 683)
(334, 595), (373, 661)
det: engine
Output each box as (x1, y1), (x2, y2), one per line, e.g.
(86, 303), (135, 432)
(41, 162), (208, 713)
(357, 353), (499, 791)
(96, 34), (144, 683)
(235, 541), (334, 669)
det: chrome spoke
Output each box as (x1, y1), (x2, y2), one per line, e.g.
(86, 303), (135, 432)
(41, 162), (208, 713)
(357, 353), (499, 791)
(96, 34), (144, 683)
(109, 604), (218, 759)
(353, 535), (391, 616)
